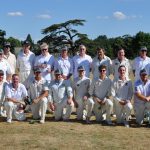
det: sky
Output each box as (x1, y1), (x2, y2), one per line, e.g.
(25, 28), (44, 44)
(0, 0), (150, 42)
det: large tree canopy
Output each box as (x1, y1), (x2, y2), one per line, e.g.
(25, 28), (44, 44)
(39, 19), (87, 55)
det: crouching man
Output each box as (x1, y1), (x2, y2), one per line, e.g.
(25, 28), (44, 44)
(111, 65), (133, 127)
(134, 69), (150, 126)
(27, 68), (49, 124)
(89, 65), (113, 125)
(4, 74), (28, 123)
(73, 66), (94, 123)
(48, 69), (74, 121)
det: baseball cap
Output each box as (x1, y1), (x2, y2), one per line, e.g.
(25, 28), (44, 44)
(40, 43), (49, 50)
(0, 70), (4, 75)
(4, 42), (11, 47)
(34, 68), (41, 73)
(140, 69), (147, 75)
(140, 46), (147, 51)
(23, 40), (30, 46)
(61, 46), (68, 51)
(77, 66), (85, 71)
(54, 69), (62, 75)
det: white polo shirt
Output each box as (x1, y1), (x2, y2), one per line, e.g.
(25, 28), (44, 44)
(34, 53), (55, 82)
(27, 77), (48, 100)
(89, 77), (112, 100)
(0, 59), (12, 80)
(133, 56), (150, 81)
(111, 79), (133, 101)
(134, 79), (150, 104)
(17, 50), (35, 71)
(55, 56), (73, 76)
(3, 52), (16, 74)
(112, 58), (131, 80)
(49, 79), (73, 103)
(5, 83), (28, 101)
(92, 55), (112, 79)
(73, 76), (91, 100)
(73, 54), (92, 79)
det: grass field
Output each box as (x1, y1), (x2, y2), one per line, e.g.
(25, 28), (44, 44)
(0, 113), (150, 150)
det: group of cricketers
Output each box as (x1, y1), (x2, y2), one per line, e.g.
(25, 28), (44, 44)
(0, 40), (150, 128)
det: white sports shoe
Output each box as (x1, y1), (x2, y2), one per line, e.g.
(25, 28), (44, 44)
(39, 120), (45, 124)
(7, 119), (12, 123)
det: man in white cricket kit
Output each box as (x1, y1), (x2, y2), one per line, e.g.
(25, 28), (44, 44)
(112, 48), (131, 80)
(54, 47), (73, 81)
(73, 45), (92, 79)
(16, 40), (35, 87)
(3, 42), (16, 74)
(34, 43), (55, 84)
(133, 46), (150, 81)
(4, 74), (28, 123)
(134, 69), (150, 126)
(27, 68), (49, 124)
(49, 69), (74, 121)
(111, 65), (133, 127)
(0, 70), (7, 117)
(73, 66), (94, 123)
(92, 47), (112, 80)
(0, 49), (12, 82)
(89, 65), (113, 125)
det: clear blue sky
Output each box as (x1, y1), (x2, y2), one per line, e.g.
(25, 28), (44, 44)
(1, 0), (149, 42)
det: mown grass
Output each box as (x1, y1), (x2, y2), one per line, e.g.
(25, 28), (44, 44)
(0, 113), (150, 150)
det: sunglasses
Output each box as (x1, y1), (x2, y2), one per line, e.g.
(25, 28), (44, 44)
(4, 46), (10, 48)
(42, 49), (47, 51)
(100, 69), (106, 72)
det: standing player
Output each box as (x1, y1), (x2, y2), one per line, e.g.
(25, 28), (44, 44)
(73, 45), (92, 79)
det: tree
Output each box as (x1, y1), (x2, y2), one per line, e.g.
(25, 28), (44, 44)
(132, 31), (150, 56)
(0, 29), (6, 48)
(39, 19), (87, 55)
(25, 34), (35, 52)
(7, 37), (22, 54)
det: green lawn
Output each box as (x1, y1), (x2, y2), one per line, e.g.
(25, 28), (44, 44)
(0, 113), (150, 150)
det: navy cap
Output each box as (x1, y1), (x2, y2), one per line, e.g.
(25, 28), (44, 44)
(23, 40), (30, 45)
(77, 66), (85, 71)
(0, 70), (4, 75)
(54, 69), (62, 75)
(140, 46), (147, 51)
(61, 46), (68, 51)
(140, 69), (147, 75)
(34, 68), (41, 73)
(0, 49), (4, 53)
(4, 42), (11, 47)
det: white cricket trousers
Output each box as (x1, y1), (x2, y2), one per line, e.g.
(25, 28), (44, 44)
(114, 99), (133, 123)
(134, 102), (150, 125)
(54, 100), (74, 121)
(93, 99), (113, 122)
(76, 98), (94, 120)
(4, 101), (26, 121)
(31, 97), (48, 121)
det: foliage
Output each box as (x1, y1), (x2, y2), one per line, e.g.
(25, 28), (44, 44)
(1, 26), (150, 58)
(39, 19), (87, 55)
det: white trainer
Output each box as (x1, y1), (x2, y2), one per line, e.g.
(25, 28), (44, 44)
(7, 119), (12, 123)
